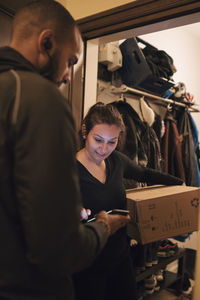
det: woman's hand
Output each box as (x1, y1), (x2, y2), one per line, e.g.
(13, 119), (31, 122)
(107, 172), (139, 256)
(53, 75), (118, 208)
(80, 208), (91, 220)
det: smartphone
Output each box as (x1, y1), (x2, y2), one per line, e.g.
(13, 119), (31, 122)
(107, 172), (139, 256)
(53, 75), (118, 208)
(108, 209), (130, 216)
(86, 209), (129, 222)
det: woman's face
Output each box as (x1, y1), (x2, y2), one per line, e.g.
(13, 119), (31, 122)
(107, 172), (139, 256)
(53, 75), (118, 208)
(85, 123), (121, 164)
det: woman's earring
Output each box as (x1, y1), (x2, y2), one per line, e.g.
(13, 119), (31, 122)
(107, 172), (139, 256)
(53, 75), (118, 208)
(82, 124), (87, 139)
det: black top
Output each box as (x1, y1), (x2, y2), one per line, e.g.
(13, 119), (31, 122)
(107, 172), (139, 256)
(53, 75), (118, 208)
(77, 150), (183, 270)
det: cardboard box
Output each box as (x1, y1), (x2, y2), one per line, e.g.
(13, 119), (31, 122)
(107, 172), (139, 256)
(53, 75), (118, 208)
(126, 185), (200, 244)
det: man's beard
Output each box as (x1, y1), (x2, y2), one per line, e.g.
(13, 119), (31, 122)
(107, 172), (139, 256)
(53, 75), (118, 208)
(40, 51), (63, 86)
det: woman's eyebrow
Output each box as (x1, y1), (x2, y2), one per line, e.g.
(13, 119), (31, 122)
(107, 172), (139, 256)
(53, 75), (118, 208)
(93, 134), (118, 140)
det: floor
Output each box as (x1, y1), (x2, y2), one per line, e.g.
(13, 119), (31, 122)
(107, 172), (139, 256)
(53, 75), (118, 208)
(147, 289), (179, 300)
(146, 281), (194, 300)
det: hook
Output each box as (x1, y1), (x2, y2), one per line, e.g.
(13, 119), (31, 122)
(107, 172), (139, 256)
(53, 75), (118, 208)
(118, 93), (126, 102)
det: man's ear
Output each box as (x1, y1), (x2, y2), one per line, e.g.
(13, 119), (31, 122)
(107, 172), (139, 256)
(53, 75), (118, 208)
(38, 29), (54, 53)
(43, 38), (52, 51)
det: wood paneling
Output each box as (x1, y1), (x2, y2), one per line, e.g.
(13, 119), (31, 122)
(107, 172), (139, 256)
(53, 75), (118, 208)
(77, 0), (200, 40)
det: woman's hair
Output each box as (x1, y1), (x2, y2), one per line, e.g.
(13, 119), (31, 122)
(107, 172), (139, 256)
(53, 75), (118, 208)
(79, 102), (125, 148)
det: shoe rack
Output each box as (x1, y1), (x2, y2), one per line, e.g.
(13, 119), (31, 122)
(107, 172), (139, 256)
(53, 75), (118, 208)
(136, 248), (186, 297)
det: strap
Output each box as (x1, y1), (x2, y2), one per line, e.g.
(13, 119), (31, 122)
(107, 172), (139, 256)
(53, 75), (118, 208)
(136, 36), (158, 50)
(10, 69), (21, 125)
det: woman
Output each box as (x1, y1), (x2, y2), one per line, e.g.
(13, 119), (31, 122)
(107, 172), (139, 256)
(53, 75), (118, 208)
(74, 102), (183, 300)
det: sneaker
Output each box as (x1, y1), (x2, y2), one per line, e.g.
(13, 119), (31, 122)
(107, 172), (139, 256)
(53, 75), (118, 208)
(152, 241), (159, 265)
(157, 241), (171, 257)
(144, 275), (157, 289)
(154, 284), (161, 292)
(145, 287), (155, 295)
(152, 258), (158, 265)
(167, 239), (178, 255)
(157, 240), (178, 257)
(145, 261), (153, 268)
(155, 269), (164, 282)
(182, 273), (192, 295)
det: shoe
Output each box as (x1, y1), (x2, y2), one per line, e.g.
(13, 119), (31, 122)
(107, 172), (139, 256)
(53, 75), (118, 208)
(145, 243), (153, 268)
(145, 287), (155, 295)
(167, 239), (178, 255)
(145, 261), (153, 268)
(154, 284), (160, 292)
(152, 258), (158, 265)
(144, 275), (157, 289)
(157, 240), (178, 257)
(151, 241), (159, 265)
(155, 269), (164, 282)
(157, 241), (171, 257)
(182, 273), (192, 295)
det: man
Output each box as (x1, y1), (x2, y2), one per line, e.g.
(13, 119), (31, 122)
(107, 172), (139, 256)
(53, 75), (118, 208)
(0, 1), (130, 299)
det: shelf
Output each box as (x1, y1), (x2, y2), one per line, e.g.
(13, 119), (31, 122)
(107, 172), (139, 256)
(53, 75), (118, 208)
(160, 271), (181, 289)
(143, 272), (182, 299)
(136, 248), (186, 299)
(136, 248), (185, 282)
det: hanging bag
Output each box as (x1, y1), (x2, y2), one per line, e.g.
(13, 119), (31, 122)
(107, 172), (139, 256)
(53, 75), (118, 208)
(119, 37), (175, 96)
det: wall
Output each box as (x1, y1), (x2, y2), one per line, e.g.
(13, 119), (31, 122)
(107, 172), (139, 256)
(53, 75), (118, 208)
(58, 0), (135, 20)
(0, 12), (12, 46)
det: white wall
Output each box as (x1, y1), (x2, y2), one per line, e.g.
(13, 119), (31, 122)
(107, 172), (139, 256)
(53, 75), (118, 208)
(139, 23), (200, 135)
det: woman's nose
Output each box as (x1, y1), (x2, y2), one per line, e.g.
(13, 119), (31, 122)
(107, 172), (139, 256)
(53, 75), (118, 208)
(99, 143), (108, 153)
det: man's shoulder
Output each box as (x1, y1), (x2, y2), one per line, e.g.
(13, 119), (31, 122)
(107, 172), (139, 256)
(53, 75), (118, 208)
(17, 70), (56, 92)
(1, 69), (57, 96)
(12, 70), (73, 122)
(15, 70), (67, 107)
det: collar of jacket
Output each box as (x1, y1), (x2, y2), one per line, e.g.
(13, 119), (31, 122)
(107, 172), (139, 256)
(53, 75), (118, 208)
(0, 46), (39, 74)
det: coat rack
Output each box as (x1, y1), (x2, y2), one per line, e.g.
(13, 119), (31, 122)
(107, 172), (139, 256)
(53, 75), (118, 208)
(110, 84), (200, 113)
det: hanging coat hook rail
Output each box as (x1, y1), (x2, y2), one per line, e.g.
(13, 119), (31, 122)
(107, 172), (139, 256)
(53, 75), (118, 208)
(110, 84), (200, 112)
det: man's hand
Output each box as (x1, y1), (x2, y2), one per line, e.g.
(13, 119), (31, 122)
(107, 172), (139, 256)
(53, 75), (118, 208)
(95, 210), (131, 236)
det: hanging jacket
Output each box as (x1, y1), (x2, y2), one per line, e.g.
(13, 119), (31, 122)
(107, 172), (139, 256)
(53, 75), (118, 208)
(188, 113), (200, 187)
(0, 46), (108, 300)
(111, 101), (148, 166)
(111, 101), (162, 188)
(161, 112), (186, 182)
(177, 109), (197, 186)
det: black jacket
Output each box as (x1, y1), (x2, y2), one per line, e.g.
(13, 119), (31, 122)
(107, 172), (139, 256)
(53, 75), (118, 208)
(111, 101), (162, 188)
(177, 109), (197, 186)
(0, 46), (108, 300)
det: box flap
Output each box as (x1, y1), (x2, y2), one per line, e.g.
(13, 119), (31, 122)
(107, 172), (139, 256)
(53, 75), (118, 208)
(127, 185), (200, 201)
